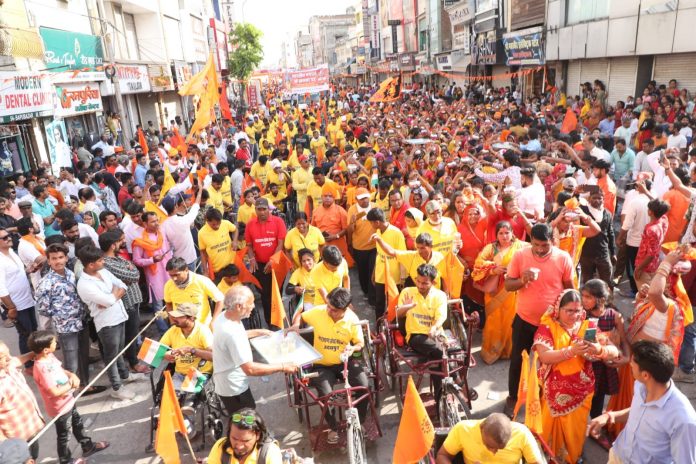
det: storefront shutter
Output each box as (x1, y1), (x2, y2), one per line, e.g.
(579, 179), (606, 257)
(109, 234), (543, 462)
(566, 60), (582, 99)
(607, 57), (638, 106)
(653, 53), (696, 99)
(579, 58), (610, 93)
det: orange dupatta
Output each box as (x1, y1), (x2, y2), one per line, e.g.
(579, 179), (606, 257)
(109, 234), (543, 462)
(21, 235), (45, 256)
(132, 230), (164, 275)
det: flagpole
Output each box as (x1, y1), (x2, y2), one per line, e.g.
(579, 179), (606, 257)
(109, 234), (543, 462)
(182, 432), (198, 463)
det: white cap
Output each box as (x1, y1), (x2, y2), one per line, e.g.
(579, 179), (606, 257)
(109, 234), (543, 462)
(270, 159), (282, 169)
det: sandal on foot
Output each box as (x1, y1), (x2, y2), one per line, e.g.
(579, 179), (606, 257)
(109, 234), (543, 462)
(83, 441), (110, 457)
(326, 431), (339, 444)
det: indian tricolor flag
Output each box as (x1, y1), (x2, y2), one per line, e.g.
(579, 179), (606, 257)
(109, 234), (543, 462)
(181, 368), (206, 393)
(137, 338), (169, 368)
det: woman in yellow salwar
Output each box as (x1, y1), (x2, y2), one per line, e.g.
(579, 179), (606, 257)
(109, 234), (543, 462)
(549, 201), (600, 286)
(605, 247), (692, 438)
(472, 221), (528, 364)
(533, 289), (618, 463)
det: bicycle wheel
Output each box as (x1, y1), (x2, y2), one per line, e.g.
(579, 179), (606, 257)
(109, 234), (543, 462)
(361, 343), (380, 407)
(378, 324), (395, 391)
(451, 312), (468, 351)
(437, 383), (471, 428)
(347, 418), (368, 464)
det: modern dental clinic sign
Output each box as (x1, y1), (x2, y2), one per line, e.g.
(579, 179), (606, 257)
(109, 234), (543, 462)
(0, 72), (53, 123)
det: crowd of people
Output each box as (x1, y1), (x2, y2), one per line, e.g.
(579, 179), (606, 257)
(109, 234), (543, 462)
(0, 75), (695, 464)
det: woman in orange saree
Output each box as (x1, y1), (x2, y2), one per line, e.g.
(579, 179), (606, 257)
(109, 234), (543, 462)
(472, 221), (528, 364)
(549, 202), (601, 286)
(533, 289), (616, 463)
(457, 204), (488, 309)
(605, 248), (692, 437)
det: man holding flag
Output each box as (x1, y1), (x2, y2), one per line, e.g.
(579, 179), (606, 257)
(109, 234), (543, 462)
(288, 287), (367, 445)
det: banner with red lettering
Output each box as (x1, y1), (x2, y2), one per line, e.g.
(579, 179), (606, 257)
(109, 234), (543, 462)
(53, 82), (103, 118)
(0, 72), (53, 123)
(288, 64), (330, 95)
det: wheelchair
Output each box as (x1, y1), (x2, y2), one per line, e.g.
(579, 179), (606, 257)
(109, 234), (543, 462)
(283, 321), (383, 458)
(145, 361), (226, 453)
(377, 299), (478, 428)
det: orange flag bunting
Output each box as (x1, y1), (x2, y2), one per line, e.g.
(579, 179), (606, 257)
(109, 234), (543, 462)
(444, 252), (465, 299)
(234, 248), (262, 289)
(513, 350), (530, 420)
(155, 371), (187, 464)
(270, 250), (294, 284)
(560, 107), (578, 134)
(385, 258), (399, 322)
(137, 128), (148, 153)
(270, 270), (287, 329)
(525, 350), (543, 434)
(393, 376), (434, 464)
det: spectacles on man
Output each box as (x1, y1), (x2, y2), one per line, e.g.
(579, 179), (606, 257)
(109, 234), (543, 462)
(0, 235), (11, 241)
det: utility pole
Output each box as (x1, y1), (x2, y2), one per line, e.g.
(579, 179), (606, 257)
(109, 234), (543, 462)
(96, 0), (131, 143)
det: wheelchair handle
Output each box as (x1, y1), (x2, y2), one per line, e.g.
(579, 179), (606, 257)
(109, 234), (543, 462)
(296, 327), (314, 335)
(302, 372), (319, 379)
(447, 298), (464, 306)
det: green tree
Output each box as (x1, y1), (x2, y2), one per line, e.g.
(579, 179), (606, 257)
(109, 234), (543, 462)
(228, 23), (263, 111)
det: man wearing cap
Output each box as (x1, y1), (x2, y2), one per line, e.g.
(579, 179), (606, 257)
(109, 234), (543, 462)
(18, 201), (44, 237)
(347, 188), (377, 304)
(245, 198), (287, 328)
(160, 303), (213, 395)
(162, 184), (203, 271)
(292, 155), (313, 212)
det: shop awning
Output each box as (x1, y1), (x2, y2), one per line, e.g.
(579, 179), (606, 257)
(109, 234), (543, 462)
(0, 27), (44, 60)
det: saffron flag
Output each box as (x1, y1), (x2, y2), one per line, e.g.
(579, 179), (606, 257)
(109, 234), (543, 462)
(137, 128), (148, 153)
(560, 107), (578, 134)
(170, 127), (187, 154)
(270, 270), (287, 329)
(513, 350), (530, 420)
(444, 252), (466, 299)
(159, 165), (175, 204)
(385, 258), (399, 322)
(270, 250), (294, 284)
(369, 75), (402, 103)
(155, 371), (187, 464)
(187, 54), (219, 138)
(525, 351), (543, 434)
(178, 53), (214, 96)
(137, 338), (170, 368)
(393, 376), (434, 464)
(219, 80), (232, 121)
(234, 247), (262, 289)
(180, 368), (206, 393)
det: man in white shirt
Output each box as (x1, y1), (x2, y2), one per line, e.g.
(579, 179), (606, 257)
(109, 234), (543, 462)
(633, 138), (656, 179)
(647, 148), (682, 199)
(584, 135), (612, 164)
(516, 168), (545, 219)
(667, 123), (688, 155)
(120, 201), (145, 253)
(58, 167), (80, 199)
(617, 182), (652, 298)
(212, 285), (296, 415)
(613, 117), (634, 148)
(214, 137), (228, 163)
(0, 226), (36, 368)
(76, 245), (143, 400)
(161, 187), (202, 270)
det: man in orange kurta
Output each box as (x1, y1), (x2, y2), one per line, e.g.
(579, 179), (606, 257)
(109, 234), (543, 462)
(593, 159), (616, 216)
(311, 183), (353, 266)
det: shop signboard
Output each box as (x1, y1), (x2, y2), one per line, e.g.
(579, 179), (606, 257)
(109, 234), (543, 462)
(399, 53), (415, 71)
(173, 61), (194, 90)
(0, 72), (53, 123)
(148, 64), (174, 92)
(53, 82), (103, 118)
(472, 31), (501, 65)
(39, 27), (105, 81)
(100, 64), (151, 95)
(502, 28), (544, 66)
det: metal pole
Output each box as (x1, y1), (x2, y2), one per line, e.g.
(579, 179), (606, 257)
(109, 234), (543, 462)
(96, 0), (132, 144)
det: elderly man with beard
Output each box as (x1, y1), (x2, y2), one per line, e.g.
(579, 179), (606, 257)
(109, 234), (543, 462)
(502, 223), (574, 418)
(164, 257), (224, 326)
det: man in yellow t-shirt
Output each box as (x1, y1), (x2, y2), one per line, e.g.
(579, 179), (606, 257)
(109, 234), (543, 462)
(368, 208), (405, 319)
(164, 258), (225, 325)
(250, 156), (271, 187)
(308, 245), (349, 305)
(198, 208), (238, 278)
(437, 413), (544, 464)
(237, 189), (257, 226)
(160, 302), (214, 379)
(206, 173), (232, 214)
(417, 200), (460, 256)
(346, 187), (376, 305)
(310, 130), (328, 156)
(372, 231), (446, 289)
(262, 183), (286, 212)
(289, 287), (366, 443)
(284, 215), (325, 267)
(395, 263), (447, 400)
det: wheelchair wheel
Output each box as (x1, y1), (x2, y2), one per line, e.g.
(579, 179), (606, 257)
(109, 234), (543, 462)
(362, 337), (380, 406)
(292, 377), (304, 424)
(438, 383), (471, 429)
(347, 420), (367, 464)
(378, 322), (395, 391)
(451, 311), (468, 351)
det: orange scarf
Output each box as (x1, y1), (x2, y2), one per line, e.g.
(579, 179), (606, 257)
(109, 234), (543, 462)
(132, 230), (164, 275)
(21, 234), (45, 256)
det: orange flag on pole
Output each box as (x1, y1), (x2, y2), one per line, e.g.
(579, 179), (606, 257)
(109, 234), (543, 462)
(393, 376), (434, 464)
(219, 80), (232, 121)
(513, 350), (530, 420)
(270, 250), (294, 284)
(155, 371), (187, 464)
(137, 128), (148, 153)
(234, 247), (261, 289)
(560, 107), (578, 134)
(385, 258), (399, 322)
(444, 252), (466, 299)
(270, 270), (287, 329)
(525, 351), (543, 434)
